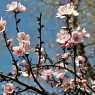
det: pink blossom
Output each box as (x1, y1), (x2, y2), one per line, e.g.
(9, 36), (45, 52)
(12, 46), (25, 56)
(17, 32), (30, 43)
(0, 17), (6, 33)
(41, 69), (53, 80)
(3, 83), (14, 95)
(92, 81), (95, 91)
(56, 3), (79, 18)
(19, 42), (31, 52)
(92, 85), (95, 91)
(13, 32), (31, 56)
(17, 2), (27, 12)
(6, 1), (17, 12)
(61, 52), (70, 59)
(56, 29), (71, 44)
(75, 56), (85, 64)
(81, 79), (87, 84)
(6, 1), (26, 12)
(71, 31), (83, 44)
(80, 79), (87, 87)
(64, 40), (73, 48)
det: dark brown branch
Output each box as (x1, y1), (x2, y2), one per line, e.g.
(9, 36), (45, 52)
(3, 31), (19, 79)
(0, 73), (44, 95)
(14, 12), (20, 33)
(24, 54), (46, 92)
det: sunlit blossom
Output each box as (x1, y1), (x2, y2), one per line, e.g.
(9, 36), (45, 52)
(75, 56), (85, 64)
(56, 29), (71, 44)
(17, 2), (27, 12)
(56, 3), (79, 18)
(3, 83), (14, 95)
(41, 69), (53, 81)
(17, 32), (30, 43)
(19, 42), (31, 52)
(12, 46), (25, 56)
(6, 1), (17, 12)
(71, 31), (83, 44)
(0, 17), (6, 33)
(6, 1), (26, 12)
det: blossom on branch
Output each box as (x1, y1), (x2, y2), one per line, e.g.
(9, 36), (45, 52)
(17, 32), (30, 43)
(56, 3), (79, 18)
(0, 17), (6, 33)
(12, 45), (25, 56)
(75, 56), (86, 65)
(3, 83), (14, 95)
(41, 69), (53, 81)
(56, 26), (90, 48)
(71, 31), (83, 44)
(6, 1), (26, 13)
(56, 29), (71, 44)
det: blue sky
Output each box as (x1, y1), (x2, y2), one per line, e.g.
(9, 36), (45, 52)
(0, 0), (61, 93)
(0, 0), (63, 74)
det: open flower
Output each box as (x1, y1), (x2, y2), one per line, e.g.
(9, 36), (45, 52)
(71, 31), (83, 44)
(17, 32), (30, 43)
(41, 69), (53, 81)
(3, 83), (14, 95)
(19, 42), (31, 52)
(75, 56), (86, 64)
(6, 1), (26, 12)
(17, 2), (27, 12)
(56, 29), (71, 44)
(12, 46), (25, 56)
(6, 1), (17, 12)
(0, 17), (6, 33)
(56, 3), (79, 18)
(13, 32), (31, 56)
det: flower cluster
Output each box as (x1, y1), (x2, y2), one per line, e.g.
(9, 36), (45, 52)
(56, 3), (79, 18)
(56, 27), (90, 48)
(41, 69), (64, 82)
(12, 32), (31, 56)
(0, 0), (94, 95)
(3, 83), (14, 95)
(55, 1), (92, 94)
